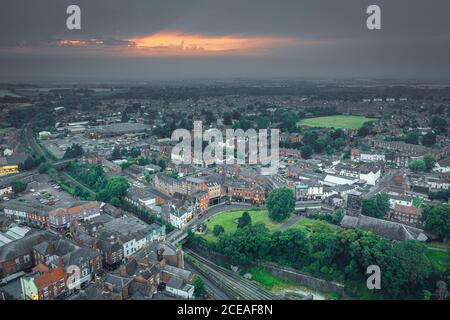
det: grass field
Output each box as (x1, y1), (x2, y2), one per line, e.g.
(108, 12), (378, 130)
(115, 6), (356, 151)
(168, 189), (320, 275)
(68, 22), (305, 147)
(426, 247), (450, 273)
(202, 209), (282, 242)
(297, 115), (376, 129)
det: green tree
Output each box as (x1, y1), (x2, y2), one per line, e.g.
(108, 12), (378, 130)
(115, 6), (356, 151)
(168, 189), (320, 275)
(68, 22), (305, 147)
(423, 155), (436, 172)
(300, 145), (313, 159)
(422, 132), (436, 146)
(105, 176), (129, 199)
(362, 193), (389, 219)
(422, 204), (450, 240)
(193, 276), (206, 299)
(217, 223), (271, 265)
(237, 211), (252, 228)
(63, 143), (84, 159)
(11, 180), (27, 194)
(266, 187), (295, 222)
(256, 116), (270, 129)
(111, 147), (122, 160)
(408, 159), (426, 172)
(405, 131), (420, 145)
(430, 116), (447, 133)
(223, 112), (233, 126)
(37, 162), (52, 174)
(213, 224), (225, 237)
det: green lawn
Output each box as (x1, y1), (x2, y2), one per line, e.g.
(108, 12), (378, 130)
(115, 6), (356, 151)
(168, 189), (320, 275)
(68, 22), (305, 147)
(297, 115), (376, 129)
(426, 247), (450, 273)
(202, 209), (282, 241)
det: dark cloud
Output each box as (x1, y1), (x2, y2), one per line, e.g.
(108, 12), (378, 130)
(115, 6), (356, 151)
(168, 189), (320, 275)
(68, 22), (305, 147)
(0, 0), (449, 80)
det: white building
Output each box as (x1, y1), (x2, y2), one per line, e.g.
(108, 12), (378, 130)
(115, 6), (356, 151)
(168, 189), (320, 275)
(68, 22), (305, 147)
(323, 174), (357, 187)
(359, 167), (381, 186)
(360, 153), (385, 163)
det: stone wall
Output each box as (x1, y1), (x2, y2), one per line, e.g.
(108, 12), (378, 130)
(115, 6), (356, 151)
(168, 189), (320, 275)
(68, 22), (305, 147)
(259, 262), (345, 294)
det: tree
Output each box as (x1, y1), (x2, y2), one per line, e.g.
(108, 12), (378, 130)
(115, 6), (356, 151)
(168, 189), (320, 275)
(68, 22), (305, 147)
(193, 276), (205, 299)
(223, 112), (233, 126)
(362, 193), (390, 219)
(430, 116), (447, 133)
(105, 176), (129, 199)
(129, 147), (141, 158)
(64, 144), (84, 159)
(37, 162), (52, 174)
(266, 187), (295, 222)
(422, 132), (436, 146)
(237, 211), (252, 228)
(111, 147), (122, 160)
(11, 180), (27, 194)
(121, 111), (129, 123)
(256, 116), (270, 129)
(423, 155), (436, 172)
(232, 117), (253, 131)
(408, 159), (426, 172)
(357, 122), (373, 137)
(300, 145), (313, 159)
(217, 223), (271, 265)
(422, 204), (450, 240)
(405, 131), (419, 145)
(213, 224), (225, 237)
(157, 159), (166, 170)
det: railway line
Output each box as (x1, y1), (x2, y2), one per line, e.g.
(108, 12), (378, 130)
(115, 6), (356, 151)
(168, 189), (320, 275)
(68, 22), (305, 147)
(186, 249), (281, 300)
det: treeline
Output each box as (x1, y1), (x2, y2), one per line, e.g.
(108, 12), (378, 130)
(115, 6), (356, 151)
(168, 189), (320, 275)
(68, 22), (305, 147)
(65, 161), (174, 232)
(187, 221), (446, 299)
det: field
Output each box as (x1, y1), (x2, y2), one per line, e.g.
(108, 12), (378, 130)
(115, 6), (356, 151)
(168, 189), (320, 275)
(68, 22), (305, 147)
(297, 115), (376, 129)
(201, 209), (335, 242)
(425, 247), (450, 272)
(202, 209), (281, 241)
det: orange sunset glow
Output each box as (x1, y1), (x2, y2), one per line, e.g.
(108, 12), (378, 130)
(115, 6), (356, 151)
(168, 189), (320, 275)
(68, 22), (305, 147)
(127, 32), (311, 56)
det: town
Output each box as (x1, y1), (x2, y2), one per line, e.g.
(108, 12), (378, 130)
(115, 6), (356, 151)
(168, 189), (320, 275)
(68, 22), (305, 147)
(0, 80), (448, 301)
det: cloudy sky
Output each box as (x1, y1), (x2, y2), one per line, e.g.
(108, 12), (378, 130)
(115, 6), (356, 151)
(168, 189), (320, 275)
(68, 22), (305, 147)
(1, 0), (449, 81)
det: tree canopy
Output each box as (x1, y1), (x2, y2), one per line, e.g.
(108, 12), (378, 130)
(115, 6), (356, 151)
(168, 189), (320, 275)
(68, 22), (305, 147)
(266, 187), (295, 222)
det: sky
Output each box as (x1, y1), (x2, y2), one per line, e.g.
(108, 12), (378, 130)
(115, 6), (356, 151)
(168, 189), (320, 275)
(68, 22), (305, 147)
(1, 0), (450, 81)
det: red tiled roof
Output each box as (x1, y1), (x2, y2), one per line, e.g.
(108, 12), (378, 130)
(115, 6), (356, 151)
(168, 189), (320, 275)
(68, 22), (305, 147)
(34, 266), (66, 289)
(394, 204), (422, 216)
(49, 202), (99, 217)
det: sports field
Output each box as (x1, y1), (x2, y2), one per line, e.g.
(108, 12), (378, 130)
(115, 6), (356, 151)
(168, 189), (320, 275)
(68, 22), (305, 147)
(297, 115), (376, 129)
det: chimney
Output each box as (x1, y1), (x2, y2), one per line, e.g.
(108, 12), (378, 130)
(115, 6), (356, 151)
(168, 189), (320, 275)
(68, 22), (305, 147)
(58, 256), (64, 268)
(47, 242), (55, 255)
(119, 264), (127, 277)
(92, 238), (98, 251)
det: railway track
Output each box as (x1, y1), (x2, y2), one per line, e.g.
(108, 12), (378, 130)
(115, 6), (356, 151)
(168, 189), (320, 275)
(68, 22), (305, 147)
(186, 250), (280, 300)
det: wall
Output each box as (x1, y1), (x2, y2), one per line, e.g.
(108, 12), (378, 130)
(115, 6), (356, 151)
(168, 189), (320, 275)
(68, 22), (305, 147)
(258, 262), (345, 294)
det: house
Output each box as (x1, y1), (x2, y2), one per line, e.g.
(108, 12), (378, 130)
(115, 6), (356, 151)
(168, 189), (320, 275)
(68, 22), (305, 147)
(359, 165), (381, 186)
(32, 238), (103, 290)
(294, 181), (324, 201)
(161, 203), (193, 229)
(20, 263), (67, 300)
(390, 204), (423, 227)
(360, 153), (385, 163)
(388, 193), (413, 209)
(101, 216), (165, 260)
(48, 202), (101, 230)
(165, 276), (194, 299)
(225, 180), (266, 205)
(0, 230), (58, 279)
